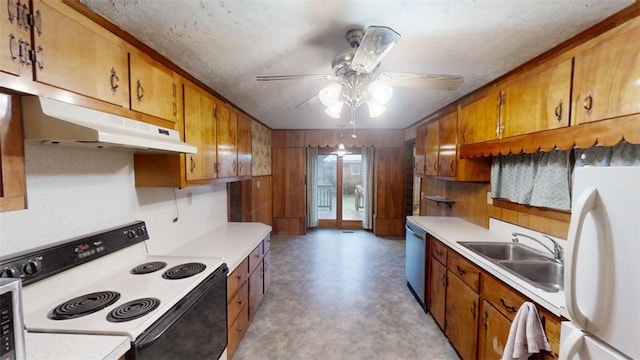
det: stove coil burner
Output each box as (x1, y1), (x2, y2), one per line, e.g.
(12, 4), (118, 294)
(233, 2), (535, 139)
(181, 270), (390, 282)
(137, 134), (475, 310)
(106, 297), (161, 323)
(48, 291), (121, 320)
(162, 262), (207, 280)
(130, 261), (167, 275)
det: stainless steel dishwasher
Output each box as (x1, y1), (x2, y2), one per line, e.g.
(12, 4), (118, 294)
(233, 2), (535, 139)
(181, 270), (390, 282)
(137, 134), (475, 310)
(405, 219), (427, 311)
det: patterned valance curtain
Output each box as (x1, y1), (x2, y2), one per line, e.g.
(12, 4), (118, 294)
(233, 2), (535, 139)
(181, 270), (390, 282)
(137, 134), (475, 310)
(491, 142), (640, 211)
(574, 141), (640, 167)
(306, 147), (318, 228)
(491, 150), (571, 211)
(361, 146), (374, 230)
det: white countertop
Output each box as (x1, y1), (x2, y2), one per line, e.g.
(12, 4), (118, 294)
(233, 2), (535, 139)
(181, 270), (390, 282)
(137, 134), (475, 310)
(26, 332), (130, 360)
(162, 222), (272, 272)
(407, 216), (567, 318)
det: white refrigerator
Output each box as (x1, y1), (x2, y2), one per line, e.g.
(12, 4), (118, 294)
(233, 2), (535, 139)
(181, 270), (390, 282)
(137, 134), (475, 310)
(560, 166), (640, 360)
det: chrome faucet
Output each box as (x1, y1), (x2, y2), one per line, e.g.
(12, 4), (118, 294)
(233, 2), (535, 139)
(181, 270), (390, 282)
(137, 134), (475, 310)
(511, 232), (563, 263)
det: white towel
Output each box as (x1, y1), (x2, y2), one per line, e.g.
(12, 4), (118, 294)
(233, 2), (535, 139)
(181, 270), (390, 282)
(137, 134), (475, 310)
(501, 301), (552, 360)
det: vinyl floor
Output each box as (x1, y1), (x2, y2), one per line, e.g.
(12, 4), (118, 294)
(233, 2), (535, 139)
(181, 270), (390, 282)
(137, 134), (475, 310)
(233, 229), (460, 360)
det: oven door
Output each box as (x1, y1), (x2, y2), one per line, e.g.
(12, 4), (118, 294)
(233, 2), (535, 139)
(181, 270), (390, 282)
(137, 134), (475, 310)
(128, 264), (228, 360)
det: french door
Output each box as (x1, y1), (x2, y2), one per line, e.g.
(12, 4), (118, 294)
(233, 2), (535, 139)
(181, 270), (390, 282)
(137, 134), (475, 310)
(316, 149), (363, 229)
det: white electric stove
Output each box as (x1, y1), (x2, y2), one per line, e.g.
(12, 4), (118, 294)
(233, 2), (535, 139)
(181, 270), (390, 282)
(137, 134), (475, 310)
(0, 221), (229, 359)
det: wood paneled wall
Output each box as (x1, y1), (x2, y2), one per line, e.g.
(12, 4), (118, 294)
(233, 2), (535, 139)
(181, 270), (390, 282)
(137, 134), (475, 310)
(271, 147), (306, 234)
(252, 175), (272, 226)
(374, 147), (406, 236)
(420, 177), (570, 239)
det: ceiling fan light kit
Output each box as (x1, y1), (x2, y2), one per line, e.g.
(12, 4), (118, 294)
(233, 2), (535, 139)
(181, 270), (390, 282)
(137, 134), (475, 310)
(257, 25), (463, 131)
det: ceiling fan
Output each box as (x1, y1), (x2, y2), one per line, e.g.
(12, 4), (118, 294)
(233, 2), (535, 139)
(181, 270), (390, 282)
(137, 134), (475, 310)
(256, 26), (463, 135)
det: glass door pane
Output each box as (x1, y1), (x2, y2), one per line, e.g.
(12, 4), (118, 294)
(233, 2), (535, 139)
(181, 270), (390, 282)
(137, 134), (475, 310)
(342, 154), (363, 221)
(317, 154), (337, 220)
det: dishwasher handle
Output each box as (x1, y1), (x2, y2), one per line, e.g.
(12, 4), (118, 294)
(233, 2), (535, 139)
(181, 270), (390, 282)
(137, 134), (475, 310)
(405, 222), (426, 239)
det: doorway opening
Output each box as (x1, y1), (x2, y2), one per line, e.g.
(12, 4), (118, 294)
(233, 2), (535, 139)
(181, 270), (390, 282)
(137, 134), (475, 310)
(316, 148), (363, 229)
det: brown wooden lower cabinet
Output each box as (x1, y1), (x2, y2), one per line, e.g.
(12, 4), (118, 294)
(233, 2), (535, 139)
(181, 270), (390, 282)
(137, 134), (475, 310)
(226, 237), (272, 359)
(445, 271), (479, 360)
(478, 300), (512, 359)
(428, 238), (563, 360)
(429, 252), (447, 330)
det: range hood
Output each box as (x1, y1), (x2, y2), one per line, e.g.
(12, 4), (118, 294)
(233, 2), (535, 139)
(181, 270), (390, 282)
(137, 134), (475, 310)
(21, 96), (197, 154)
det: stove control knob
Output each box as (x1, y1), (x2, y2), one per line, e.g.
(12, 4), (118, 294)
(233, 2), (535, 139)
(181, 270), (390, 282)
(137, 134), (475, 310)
(136, 227), (146, 236)
(23, 260), (42, 275)
(0, 267), (19, 278)
(126, 230), (136, 240)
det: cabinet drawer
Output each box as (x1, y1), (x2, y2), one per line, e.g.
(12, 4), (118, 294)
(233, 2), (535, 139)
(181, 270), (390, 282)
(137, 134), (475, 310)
(447, 251), (480, 292)
(431, 239), (448, 265)
(227, 303), (249, 360)
(227, 258), (249, 300)
(248, 241), (264, 273)
(227, 283), (248, 327)
(482, 275), (526, 321)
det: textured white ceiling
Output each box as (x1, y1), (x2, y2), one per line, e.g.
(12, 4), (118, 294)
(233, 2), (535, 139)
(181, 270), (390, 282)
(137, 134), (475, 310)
(81, 0), (633, 130)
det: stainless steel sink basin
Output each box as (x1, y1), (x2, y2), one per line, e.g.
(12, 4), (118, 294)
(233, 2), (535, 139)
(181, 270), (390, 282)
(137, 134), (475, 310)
(459, 242), (550, 261)
(499, 260), (564, 292)
(458, 241), (564, 292)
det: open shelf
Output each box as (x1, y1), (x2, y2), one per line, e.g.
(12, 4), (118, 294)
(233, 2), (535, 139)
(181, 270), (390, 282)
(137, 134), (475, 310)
(422, 195), (455, 210)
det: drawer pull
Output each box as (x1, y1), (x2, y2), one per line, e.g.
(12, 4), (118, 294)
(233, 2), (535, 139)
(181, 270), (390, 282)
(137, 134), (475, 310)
(455, 265), (466, 276)
(500, 298), (517, 313)
(237, 300), (242, 305)
(435, 248), (444, 257)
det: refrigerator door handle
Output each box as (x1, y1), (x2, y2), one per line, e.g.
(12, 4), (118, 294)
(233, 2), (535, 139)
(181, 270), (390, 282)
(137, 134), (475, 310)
(559, 328), (586, 360)
(564, 187), (597, 328)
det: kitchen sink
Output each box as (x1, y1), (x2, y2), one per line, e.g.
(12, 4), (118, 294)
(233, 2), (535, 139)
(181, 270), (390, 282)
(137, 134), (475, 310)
(499, 261), (564, 292)
(459, 242), (551, 261)
(459, 241), (564, 292)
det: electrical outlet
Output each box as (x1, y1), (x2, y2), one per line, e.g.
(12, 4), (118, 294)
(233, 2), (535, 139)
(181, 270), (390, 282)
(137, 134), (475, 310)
(187, 192), (193, 206)
(486, 191), (493, 205)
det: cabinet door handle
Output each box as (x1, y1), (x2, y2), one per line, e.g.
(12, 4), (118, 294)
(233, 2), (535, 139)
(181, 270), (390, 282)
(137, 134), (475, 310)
(449, 160), (454, 172)
(440, 273), (446, 286)
(471, 302), (476, 319)
(7, 0), (16, 23)
(554, 101), (563, 122)
(461, 127), (466, 144)
(456, 265), (466, 276)
(136, 80), (144, 102)
(189, 157), (196, 172)
(233, 160), (237, 172)
(500, 298), (517, 313)
(18, 39), (29, 67)
(433, 162), (437, 171)
(483, 310), (488, 330)
(583, 93), (593, 113)
(173, 102), (177, 116)
(8, 34), (18, 61)
(110, 68), (119, 93)
(33, 45), (43, 71)
(32, 9), (42, 36)
(16, 0), (26, 29)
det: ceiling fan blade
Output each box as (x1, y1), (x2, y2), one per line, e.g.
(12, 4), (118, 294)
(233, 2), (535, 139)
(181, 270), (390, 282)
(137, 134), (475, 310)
(380, 72), (464, 90)
(294, 93), (319, 110)
(351, 26), (400, 74)
(256, 74), (338, 81)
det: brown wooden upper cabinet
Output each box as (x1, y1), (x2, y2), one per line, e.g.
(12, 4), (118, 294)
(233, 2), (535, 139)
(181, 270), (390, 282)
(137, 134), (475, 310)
(129, 51), (181, 123)
(214, 98), (238, 178)
(424, 120), (439, 176)
(420, 110), (490, 181)
(0, 0), (31, 77)
(184, 81), (217, 182)
(572, 17), (640, 125)
(500, 59), (572, 137)
(414, 123), (427, 176)
(0, 94), (26, 212)
(459, 90), (501, 145)
(1, 0), (129, 107)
